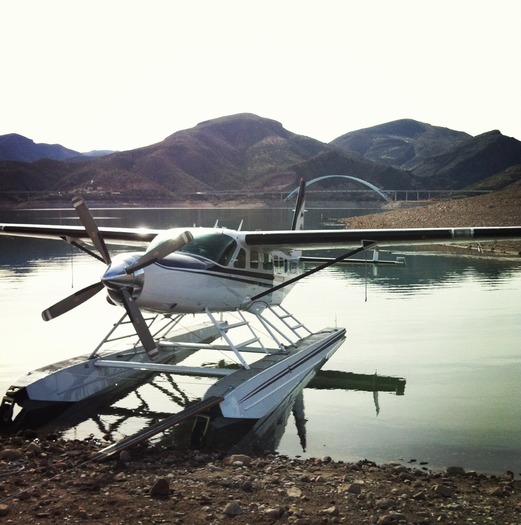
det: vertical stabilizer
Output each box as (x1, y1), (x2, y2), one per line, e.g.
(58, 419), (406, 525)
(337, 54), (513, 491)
(291, 178), (306, 230)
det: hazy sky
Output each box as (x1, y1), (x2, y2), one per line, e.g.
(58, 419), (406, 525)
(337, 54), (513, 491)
(1, 0), (520, 152)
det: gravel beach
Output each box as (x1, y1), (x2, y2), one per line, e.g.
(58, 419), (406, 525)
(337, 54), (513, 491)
(0, 436), (520, 524)
(342, 188), (521, 257)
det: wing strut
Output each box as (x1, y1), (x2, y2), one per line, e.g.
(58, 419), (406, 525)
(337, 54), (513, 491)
(249, 240), (377, 302)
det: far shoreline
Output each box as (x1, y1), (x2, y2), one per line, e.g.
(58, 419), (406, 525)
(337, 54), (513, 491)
(0, 197), (387, 211)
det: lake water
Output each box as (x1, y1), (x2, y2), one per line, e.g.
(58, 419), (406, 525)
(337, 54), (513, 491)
(0, 206), (520, 476)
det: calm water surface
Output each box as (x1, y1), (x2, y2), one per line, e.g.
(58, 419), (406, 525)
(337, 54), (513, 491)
(0, 206), (520, 476)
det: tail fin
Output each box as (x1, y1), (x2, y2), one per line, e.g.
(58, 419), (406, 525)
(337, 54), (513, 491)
(290, 178), (306, 230)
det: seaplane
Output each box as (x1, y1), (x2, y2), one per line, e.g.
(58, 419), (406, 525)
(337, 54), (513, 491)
(1, 180), (520, 455)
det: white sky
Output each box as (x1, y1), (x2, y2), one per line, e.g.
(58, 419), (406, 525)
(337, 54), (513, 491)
(1, 0), (520, 152)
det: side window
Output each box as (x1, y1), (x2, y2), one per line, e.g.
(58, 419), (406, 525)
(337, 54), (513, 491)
(250, 250), (260, 269)
(234, 248), (246, 269)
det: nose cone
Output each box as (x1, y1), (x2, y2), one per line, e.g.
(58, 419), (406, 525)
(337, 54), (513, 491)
(102, 253), (144, 301)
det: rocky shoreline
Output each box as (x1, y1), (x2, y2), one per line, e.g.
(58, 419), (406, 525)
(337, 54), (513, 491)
(0, 436), (519, 524)
(343, 188), (521, 257)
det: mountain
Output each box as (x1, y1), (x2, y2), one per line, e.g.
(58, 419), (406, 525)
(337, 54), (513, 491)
(330, 119), (470, 172)
(411, 130), (521, 189)
(82, 150), (116, 158)
(0, 114), (416, 201)
(1, 115), (520, 204)
(137, 113), (329, 191)
(330, 119), (521, 191)
(0, 134), (83, 162)
(0, 134), (114, 163)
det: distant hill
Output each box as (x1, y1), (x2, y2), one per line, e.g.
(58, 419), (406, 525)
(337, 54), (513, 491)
(330, 119), (470, 172)
(0, 134), (83, 162)
(81, 150), (116, 158)
(330, 119), (521, 191)
(140, 113), (329, 191)
(1, 115), (520, 205)
(0, 133), (113, 162)
(411, 130), (521, 189)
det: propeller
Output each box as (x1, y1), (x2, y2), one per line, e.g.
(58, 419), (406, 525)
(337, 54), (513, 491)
(41, 195), (192, 361)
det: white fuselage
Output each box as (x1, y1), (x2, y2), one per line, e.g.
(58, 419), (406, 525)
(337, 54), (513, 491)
(103, 227), (301, 314)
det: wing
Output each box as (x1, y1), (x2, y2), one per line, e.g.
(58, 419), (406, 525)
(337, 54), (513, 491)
(3, 222), (521, 252)
(0, 223), (161, 246)
(243, 226), (521, 250)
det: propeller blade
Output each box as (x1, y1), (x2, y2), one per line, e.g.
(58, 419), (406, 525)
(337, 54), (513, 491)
(72, 195), (111, 265)
(42, 281), (104, 321)
(125, 231), (194, 274)
(120, 289), (159, 361)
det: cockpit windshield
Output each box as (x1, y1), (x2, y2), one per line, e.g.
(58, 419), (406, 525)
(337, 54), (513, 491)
(178, 232), (237, 265)
(147, 229), (237, 266)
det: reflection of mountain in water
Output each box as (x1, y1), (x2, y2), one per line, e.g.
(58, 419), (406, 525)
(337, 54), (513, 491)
(0, 238), (72, 274)
(3, 234), (520, 290)
(323, 250), (521, 293)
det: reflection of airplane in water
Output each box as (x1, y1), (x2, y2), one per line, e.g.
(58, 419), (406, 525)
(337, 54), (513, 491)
(194, 369), (405, 455)
(6, 365), (405, 457)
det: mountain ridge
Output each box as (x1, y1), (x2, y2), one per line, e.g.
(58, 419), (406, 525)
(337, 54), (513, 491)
(1, 114), (520, 204)
(0, 133), (112, 163)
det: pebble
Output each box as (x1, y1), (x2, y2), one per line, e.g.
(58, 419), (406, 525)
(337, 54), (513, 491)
(223, 500), (244, 516)
(241, 480), (253, 492)
(320, 505), (339, 516)
(264, 506), (284, 518)
(376, 497), (393, 509)
(0, 448), (23, 461)
(434, 484), (454, 497)
(338, 482), (364, 494)
(287, 486), (302, 498)
(227, 453), (252, 466)
(26, 442), (42, 456)
(149, 478), (170, 498)
(447, 466), (466, 476)
(119, 450), (132, 464)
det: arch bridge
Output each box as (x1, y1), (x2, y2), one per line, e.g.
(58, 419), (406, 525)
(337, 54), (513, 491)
(285, 175), (391, 203)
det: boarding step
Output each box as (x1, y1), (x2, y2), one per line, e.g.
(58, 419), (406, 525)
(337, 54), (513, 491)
(265, 305), (312, 338)
(93, 396), (224, 461)
(205, 308), (268, 369)
(225, 319), (249, 330)
(235, 337), (260, 350)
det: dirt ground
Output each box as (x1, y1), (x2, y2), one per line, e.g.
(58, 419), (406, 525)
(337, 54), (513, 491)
(1, 189), (521, 524)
